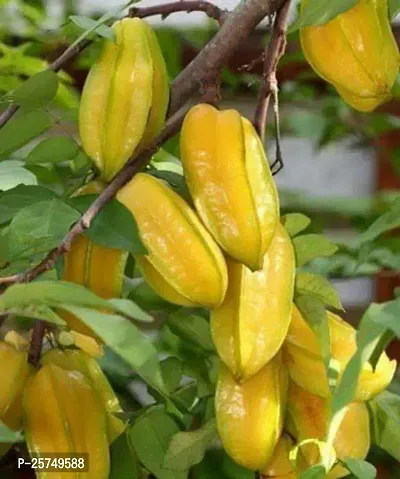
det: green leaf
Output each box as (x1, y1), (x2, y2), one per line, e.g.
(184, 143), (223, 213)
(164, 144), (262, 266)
(331, 307), (390, 416)
(367, 298), (400, 337)
(163, 419), (217, 472)
(70, 196), (146, 254)
(293, 234), (338, 267)
(6, 199), (80, 261)
(60, 304), (164, 391)
(299, 465), (326, 479)
(0, 422), (23, 443)
(289, 0), (357, 32)
(70, 15), (116, 41)
(25, 136), (80, 165)
(295, 295), (330, 373)
(161, 357), (183, 393)
(8, 70), (59, 109)
(0, 160), (37, 191)
(369, 390), (400, 462)
(295, 272), (343, 310)
(281, 213), (311, 238)
(6, 304), (66, 326)
(0, 110), (52, 159)
(167, 310), (214, 352)
(0, 185), (57, 224)
(109, 431), (142, 479)
(340, 458), (376, 479)
(0, 280), (111, 311)
(129, 409), (188, 479)
(355, 199), (400, 246)
(107, 298), (153, 323)
(389, 0), (400, 19)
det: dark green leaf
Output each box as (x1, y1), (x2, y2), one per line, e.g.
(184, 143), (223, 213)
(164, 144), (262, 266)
(290, 0), (357, 32)
(293, 234), (338, 267)
(161, 357), (183, 393)
(299, 465), (326, 479)
(60, 304), (164, 390)
(6, 199), (80, 260)
(167, 310), (214, 352)
(368, 298), (400, 337)
(0, 422), (23, 443)
(0, 110), (52, 159)
(70, 15), (116, 40)
(281, 213), (311, 238)
(0, 160), (37, 191)
(0, 280), (111, 311)
(109, 431), (142, 479)
(369, 390), (400, 462)
(25, 136), (80, 165)
(295, 272), (343, 310)
(389, 0), (400, 19)
(355, 199), (400, 246)
(295, 295), (330, 373)
(0, 185), (57, 224)
(9, 70), (59, 109)
(70, 196), (146, 254)
(129, 409), (188, 479)
(163, 419), (217, 471)
(340, 458), (376, 479)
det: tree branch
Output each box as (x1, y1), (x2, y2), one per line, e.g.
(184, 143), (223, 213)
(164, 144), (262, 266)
(129, 0), (228, 25)
(254, 0), (291, 142)
(28, 320), (46, 367)
(169, 0), (287, 114)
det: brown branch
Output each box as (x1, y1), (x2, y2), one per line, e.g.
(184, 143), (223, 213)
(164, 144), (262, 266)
(129, 0), (228, 25)
(169, 0), (287, 114)
(0, 107), (187, 286)
(254, 0), (291, 141)
(28, 321), (46, 367)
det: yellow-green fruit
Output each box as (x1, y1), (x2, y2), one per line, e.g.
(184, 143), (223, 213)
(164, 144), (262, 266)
(215, 353), (287, 471)
(287, 382), (370, 478)
(42, 348), (125, 443)
(211, 223), (295, 380)
(284, 306), (396, 400)
(180, 104), (279, 270)
(23, 363), (109, 479)
(61, 181), (127, 337)
(261, 435), (296, 477)
(0, 341), (33, 430)
(117, 173), (228, 308)
(300, 0), (399, 112)
(79, 18), (169, 180)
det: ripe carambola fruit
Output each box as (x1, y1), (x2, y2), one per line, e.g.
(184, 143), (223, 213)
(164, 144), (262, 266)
(215, 353), (287, 471)
(61, 181), (127, 337)
(79, 18), (169, 181)
(300, 0), (399, 112)
(287, 382), (370, 479)
(0, 342), (33, 430)
(261, 434), (308, 478)
(23, 363), (110, 479)
(211, 223), (295, 380)
(117, 173), (228, 308)
(284, 306), (396, 400)
(180, 103), (279, 271)
(42, 348), (124, 444)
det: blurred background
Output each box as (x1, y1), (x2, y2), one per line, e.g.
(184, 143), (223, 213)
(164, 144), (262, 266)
(0, 0), (399, 476)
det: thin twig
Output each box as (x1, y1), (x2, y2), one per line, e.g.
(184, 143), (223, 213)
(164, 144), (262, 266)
(169, 0), (287, 114)
(254, 0), (291, 166)
(129, 0), (228, 25)
(28, 321), (46, 367)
